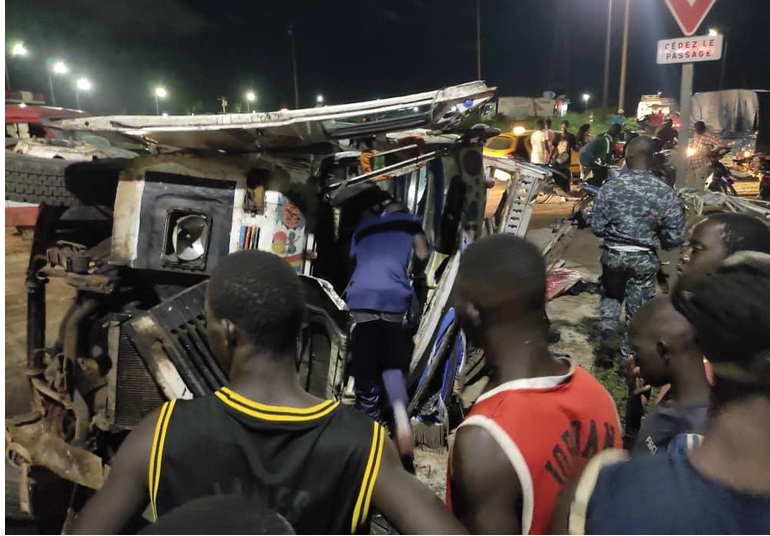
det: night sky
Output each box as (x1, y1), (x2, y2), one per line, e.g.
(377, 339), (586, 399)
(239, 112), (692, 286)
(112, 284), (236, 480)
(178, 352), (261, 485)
(6, 0), (770, 115)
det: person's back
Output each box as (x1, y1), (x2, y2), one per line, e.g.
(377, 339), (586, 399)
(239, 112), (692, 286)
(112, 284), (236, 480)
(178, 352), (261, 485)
(449, 362), (620, 534)
(530, 119), (548, 164)
(71, 250), (467, 536)
(347, 208), (423, 313)
(591, 169), (683, 251)
(152, 392), (382, 534)
(574, 447), (770, 534)
(446, 235), (620, 535)
(578, 132), (609, 168)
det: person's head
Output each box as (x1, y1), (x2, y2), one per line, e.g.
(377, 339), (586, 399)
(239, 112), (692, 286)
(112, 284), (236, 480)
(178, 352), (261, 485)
(536, 118), (546, 130)
(663, 118), (673, 128)
(624, 135), (655, 171)
(561, 120), (570, 133)
(577, 123), (590, 139)
(629, 296), (700, 387)
(383, 199), (409, 214)
(206, 250), (305, 373)
(545, 118), (552, 129)
(454, 235), (547, 348)
(694, 121), (707, 135)
(139, 495), (295, 535)
(672, 252), (770, 409)
(679, 213), (770, 276)
(608, 123), (622, 139)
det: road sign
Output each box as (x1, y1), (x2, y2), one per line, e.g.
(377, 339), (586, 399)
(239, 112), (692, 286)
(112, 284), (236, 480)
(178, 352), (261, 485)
(664, 0), (718, 36)
(657, 35), (723, 64)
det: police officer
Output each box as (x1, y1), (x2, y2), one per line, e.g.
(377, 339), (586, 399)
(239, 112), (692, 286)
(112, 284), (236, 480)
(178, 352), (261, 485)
(590, 136), (685, 366)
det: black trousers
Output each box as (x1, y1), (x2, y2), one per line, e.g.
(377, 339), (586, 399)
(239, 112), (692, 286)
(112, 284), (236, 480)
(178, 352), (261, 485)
(350, 318), (412, 422)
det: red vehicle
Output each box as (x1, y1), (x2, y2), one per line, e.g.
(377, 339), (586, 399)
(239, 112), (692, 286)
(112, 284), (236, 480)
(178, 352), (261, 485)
(5, 103), (87, 141)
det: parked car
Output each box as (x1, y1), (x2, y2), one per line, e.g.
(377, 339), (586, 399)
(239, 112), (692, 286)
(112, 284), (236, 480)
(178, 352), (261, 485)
(483, 126), (580, 179)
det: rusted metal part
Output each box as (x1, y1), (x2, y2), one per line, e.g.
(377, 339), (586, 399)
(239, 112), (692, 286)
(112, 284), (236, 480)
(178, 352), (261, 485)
(37, 268), (115, 294)
(6, 419), (106, 490)
(29, 378), (72, 409)
(46, 241), (91, 274)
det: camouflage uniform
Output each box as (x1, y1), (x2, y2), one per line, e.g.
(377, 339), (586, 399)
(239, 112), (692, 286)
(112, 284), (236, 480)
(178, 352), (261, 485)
(591, 169), (685, 357)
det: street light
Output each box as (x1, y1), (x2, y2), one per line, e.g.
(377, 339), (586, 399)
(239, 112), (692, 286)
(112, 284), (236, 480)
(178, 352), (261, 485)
(582, 93), (591, 110)
(154, 86), (167, 115)
(75, 78), (91, 109)
(246, 90), (256, 112)
(316, 94), (324, 105)
(11, 42), (28, 57)
(6, 42), (29, 91)
(48, 61), (67, 107)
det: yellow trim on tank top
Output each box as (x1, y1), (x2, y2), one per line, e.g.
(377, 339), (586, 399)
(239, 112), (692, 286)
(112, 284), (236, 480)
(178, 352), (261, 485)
(148, 400), (177, 520)
(215, 391), (339, 421)
(220, 386), (335, 414)
(350, 422), (384, 533)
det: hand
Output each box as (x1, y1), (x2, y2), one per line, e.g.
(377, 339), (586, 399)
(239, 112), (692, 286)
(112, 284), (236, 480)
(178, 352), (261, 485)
(625, 356), (652, 409)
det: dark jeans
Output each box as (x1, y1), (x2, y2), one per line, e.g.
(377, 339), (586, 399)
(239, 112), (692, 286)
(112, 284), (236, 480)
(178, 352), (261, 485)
(586, 165), (609, 187)
(350, 316), (412, 422)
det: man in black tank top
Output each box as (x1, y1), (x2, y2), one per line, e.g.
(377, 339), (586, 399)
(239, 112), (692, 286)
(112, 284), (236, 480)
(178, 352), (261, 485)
(71, 250), (465, 535)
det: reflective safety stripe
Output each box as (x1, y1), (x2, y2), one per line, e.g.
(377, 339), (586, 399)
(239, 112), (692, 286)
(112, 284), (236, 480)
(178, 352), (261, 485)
(350, 422), (384, 533)
(148, 400), (177, 520)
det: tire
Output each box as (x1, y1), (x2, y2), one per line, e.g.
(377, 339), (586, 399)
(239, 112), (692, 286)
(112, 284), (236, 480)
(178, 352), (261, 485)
(5, 154), (77, 206)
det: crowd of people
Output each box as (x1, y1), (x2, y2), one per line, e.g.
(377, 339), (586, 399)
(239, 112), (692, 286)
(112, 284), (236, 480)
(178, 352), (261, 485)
(66, 127), (770, 534)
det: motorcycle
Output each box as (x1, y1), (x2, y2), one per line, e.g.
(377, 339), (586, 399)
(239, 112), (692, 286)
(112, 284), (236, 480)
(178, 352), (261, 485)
(705, 148), (738, 196)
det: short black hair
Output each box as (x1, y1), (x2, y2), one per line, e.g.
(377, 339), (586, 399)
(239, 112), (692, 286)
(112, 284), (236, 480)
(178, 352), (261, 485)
(208, 250), (305, 353)
(562, 120), (570, 128)
(536, 118), (546, 129)
(458, 234), (546, 317)
(608, 123), (622, 135)
(139, 495), (295, 535)
(672, 252), (770, 400)
(706, 213), (770, 256)
(545, 118), (552, 128)
(694, 121), (706, 134)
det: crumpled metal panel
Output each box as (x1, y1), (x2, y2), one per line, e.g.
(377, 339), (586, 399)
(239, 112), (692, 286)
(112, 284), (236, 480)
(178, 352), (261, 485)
(51, 81), (495, 151)
(6, 418), (106, 490)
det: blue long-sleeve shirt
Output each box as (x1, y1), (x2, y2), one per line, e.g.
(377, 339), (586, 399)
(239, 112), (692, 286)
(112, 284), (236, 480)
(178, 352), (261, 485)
(591, 169), (685, 251)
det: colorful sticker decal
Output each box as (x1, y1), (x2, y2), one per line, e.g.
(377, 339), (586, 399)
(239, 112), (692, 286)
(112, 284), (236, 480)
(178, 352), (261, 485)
(270, 195), (306, 271)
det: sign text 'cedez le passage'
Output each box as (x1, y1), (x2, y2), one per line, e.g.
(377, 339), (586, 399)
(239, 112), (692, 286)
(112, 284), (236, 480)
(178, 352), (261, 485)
(656, 35), (723, 65)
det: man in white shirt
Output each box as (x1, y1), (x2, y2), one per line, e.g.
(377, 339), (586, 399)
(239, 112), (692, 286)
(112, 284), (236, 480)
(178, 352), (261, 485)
(530, 119), (547, 165)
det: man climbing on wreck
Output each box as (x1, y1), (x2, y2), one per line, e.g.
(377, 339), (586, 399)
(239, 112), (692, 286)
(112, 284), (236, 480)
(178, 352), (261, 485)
(70, 250), (465, 535)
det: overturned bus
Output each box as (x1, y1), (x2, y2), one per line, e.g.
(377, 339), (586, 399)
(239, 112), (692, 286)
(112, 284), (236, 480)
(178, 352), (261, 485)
(5, 81), (505, 528)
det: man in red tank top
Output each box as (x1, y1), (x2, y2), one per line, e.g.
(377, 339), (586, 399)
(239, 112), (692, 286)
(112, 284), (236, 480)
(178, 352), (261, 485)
(446, 235), (621, 534)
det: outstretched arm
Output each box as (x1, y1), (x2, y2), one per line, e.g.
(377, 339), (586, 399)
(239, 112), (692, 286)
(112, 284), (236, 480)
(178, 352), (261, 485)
(372, 438), (467, 535)
(450, 425), (522, 534)
(70, 407), (160, 534)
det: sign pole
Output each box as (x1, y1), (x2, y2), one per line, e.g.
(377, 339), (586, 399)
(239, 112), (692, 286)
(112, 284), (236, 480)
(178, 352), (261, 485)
(675, 62), (694, 190)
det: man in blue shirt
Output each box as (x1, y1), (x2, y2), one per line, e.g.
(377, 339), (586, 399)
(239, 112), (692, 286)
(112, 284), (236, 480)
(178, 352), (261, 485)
(346, 198), (429, 466)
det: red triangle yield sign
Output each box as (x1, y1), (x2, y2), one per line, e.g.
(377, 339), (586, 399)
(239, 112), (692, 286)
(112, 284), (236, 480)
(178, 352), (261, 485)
(664, 0), (719, 36)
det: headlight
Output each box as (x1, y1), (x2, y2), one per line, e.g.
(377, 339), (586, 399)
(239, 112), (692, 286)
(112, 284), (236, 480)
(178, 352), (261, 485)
(163, 210), (211, 269)
(173, 214), (208, 261)
(512, 125), (526, 136)
(743, 150), (752, 158)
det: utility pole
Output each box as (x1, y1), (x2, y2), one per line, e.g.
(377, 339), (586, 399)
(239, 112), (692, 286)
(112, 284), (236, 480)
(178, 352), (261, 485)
(617, 0), (630, 113)
(476, 0), (482, 80)
(719, 35), (728, 90)
(601, 0), (613, 109)
(288, 27), (299, 109)
(48, 75), (57, 107)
